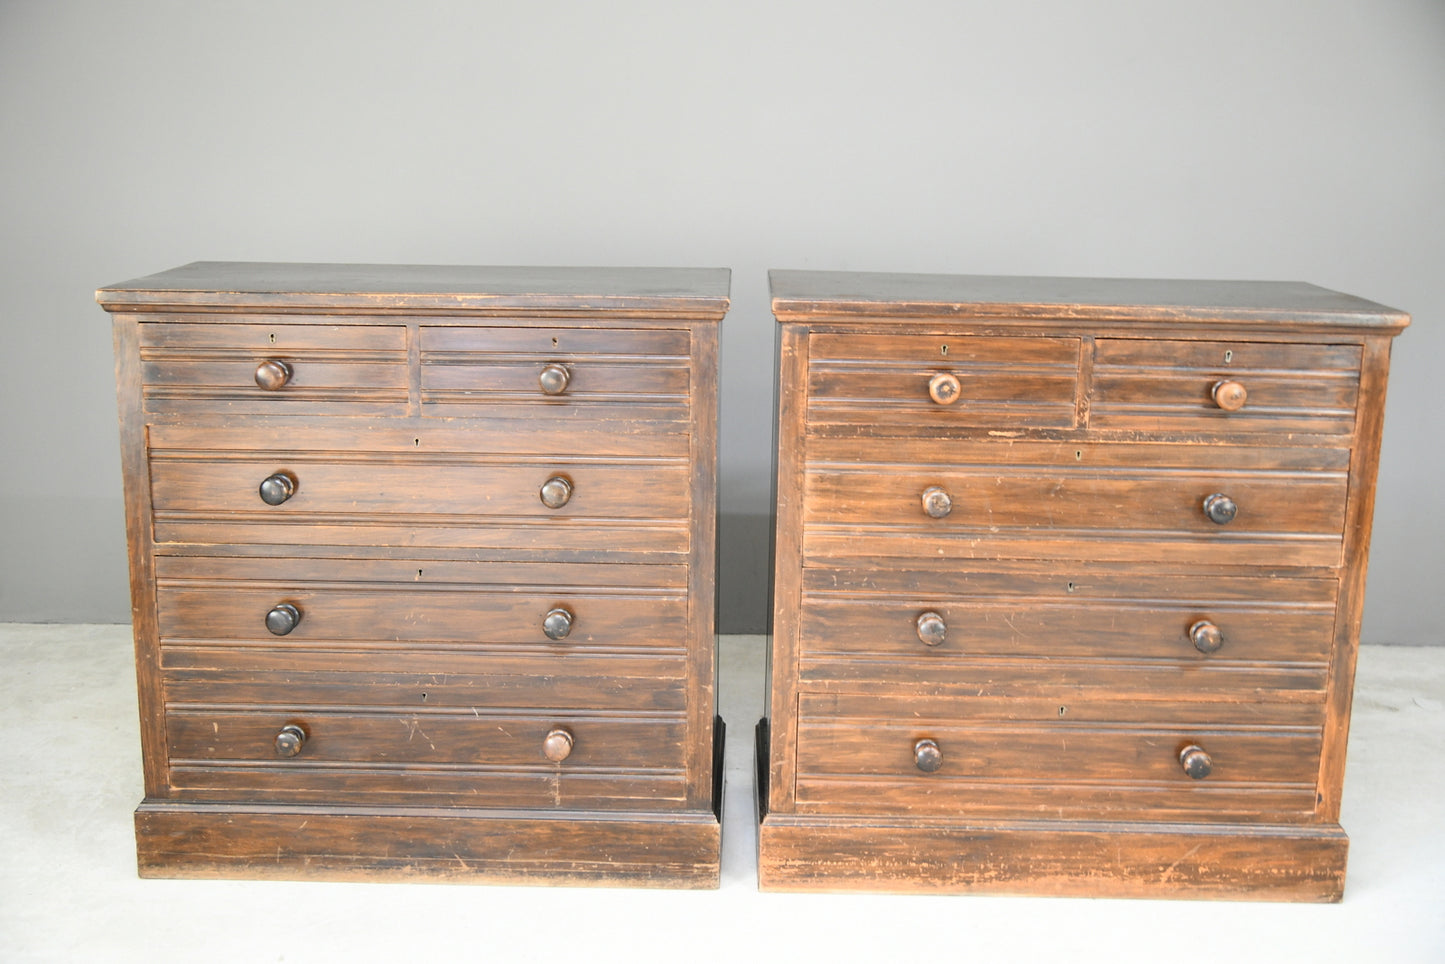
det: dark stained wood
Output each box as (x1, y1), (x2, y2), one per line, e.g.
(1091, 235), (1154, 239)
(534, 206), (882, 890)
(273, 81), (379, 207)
(761, 271), (1406, 898)
(136, 803), (722, 887)
(102, 263), (727, 886)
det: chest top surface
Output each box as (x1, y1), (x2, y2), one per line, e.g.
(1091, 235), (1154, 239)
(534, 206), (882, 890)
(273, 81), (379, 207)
(769, 270), (1408, 332)
(98, 262), (731, 317)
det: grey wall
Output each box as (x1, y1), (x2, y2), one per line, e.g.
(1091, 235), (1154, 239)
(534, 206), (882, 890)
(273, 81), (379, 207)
(2, 1), (1441, 640)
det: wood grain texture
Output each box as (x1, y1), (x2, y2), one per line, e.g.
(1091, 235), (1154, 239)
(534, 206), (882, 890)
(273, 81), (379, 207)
(103, 263), (727, 886)
(763, 271), (1406, 898)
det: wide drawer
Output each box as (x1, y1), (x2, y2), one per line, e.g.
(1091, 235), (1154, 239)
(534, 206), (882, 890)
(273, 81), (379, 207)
(1091, 338), (1361, 436)
(798, 569), (1338, 665)
(793, 695), (1322, 821)
(802, 461), (1348, 569)
(138, 318), (409, 414)
(806, 332), (1082, 433)
(164, 706), (687, 808)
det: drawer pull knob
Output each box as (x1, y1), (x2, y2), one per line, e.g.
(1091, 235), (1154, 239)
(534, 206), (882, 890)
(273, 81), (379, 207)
(543, 606), (574, 640)
(539, 476), (573, 509)
(1179, 744), (1213, 779)
(916, 611), (947, 647)
(1202, 493), (1237, 525)
(274, 723), (307, 758)
(265, 603), (301, 636)
(914, 738), (943, 773)
(539, 363), (571, 395)
(258, 472), (296, 506)
(928, 372), (961, 405)
(254, 359), (293, 391)
(921, 486), (953, 519)
(543, 727), (575, 762)
(1212, 379), (1248, 412)
(1189, 619), (1224, 654)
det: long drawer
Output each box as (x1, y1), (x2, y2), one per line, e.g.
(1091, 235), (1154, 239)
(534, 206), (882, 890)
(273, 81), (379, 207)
(793, 695), (1323, 822)
(165, 706), (687, 808)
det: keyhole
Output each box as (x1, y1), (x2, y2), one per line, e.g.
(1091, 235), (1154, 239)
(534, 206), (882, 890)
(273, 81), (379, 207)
(552, 336), (559, 347)
(940, 344), (949, 356)
(1224, 349), (1233, 364)
(269, 333), (276, 344)
(1075, 450), (1083, 461)
(1067, 582), (1076, 593)
(414, 438), (420, 447)
(417, 569), (423, 579)
(420, 692), (428, 702)
(1059, 706), (1067, 717)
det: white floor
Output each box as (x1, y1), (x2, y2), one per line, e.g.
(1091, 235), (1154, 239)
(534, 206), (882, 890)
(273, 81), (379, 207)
(1, 625), (1442, 962)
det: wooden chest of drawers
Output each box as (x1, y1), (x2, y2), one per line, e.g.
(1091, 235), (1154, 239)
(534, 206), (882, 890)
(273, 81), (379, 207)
(99, 262), (729, 886)
(758, 271), (1407, 900)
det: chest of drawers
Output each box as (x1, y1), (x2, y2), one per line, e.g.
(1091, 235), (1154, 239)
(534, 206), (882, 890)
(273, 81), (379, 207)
(99, 262), (729, 886)
(757, 271), (1407, 900)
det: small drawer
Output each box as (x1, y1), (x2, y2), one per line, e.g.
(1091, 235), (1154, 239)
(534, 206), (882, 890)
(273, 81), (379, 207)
(807, 332), (1082, 434)
(165, 708), (686, 808)
(138, 318), (408, 414)
(1091, 338), (1362, 436)
(794, 701), (1322, 821)
(420, 325), (691, 418)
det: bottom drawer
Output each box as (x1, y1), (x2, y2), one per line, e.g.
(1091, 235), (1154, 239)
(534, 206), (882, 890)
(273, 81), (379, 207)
(165, 708), (687, 809)
(793, 703), (1322, 822)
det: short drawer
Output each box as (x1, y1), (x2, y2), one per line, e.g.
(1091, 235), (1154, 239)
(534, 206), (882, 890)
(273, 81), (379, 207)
(802, 461), (1348, 569)
(138, 318), (408, 414)
(1091, 338), (1362, 436)
(794, 698), (1323, 821)
(165, 707), (687, 809)
(420, 325), (691, 420)
(807, 332), (1082, 433)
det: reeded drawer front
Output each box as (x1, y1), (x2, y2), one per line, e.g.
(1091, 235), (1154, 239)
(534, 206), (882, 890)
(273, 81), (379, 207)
(421, 325), (691, 417)
(157, 586), (687, 651)
(1091, 339), (1362, 436)
(150, 459), (690, 522)
(802, 464), (1348, 569)
(165, 708), (686, 808)
(807, 332), (1081, 432)
(138, 319), (408, 414)
(794, 707), (1322, 821)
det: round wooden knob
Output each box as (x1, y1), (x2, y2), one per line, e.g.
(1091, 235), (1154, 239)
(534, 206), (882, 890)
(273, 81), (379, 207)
(1189, 619), (1224, 654)
(543, 606), (574, 640)
(1203, 493), (1237, 525)
(916, 611), (947, 647)
(1212, 380), (1247, 412)
(914, 738), (943, 773)
(539, 476), (573, 509)
(539, 364), (571, 395)
(928, 372), (961, 405)
(921, 486), (953, 519)
(254, 359), (293, 391)
(258, 472), (296, 506)
(265, 603), (301, 636)
(275, 723), (307, 758)
(1179, 744), (1213, 779)
(543, 727), (574, 762)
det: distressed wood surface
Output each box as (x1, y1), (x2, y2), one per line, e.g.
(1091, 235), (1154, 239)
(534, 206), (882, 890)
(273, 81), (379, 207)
(102, 263), (727, 885)
(762, 271), (1406, 898)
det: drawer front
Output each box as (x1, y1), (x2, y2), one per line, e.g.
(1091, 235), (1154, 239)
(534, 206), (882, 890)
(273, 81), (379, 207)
(807, 333), (1082, 433)
(165, 707), (686, 808)
(1091, 338), (1362, 436)
(794, 698), (1322, 821)
(139, 319), (408, 414)
(802, 463), (1348, 569)
(420, 325), (691, 420)
(157, 586), (687, 652)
